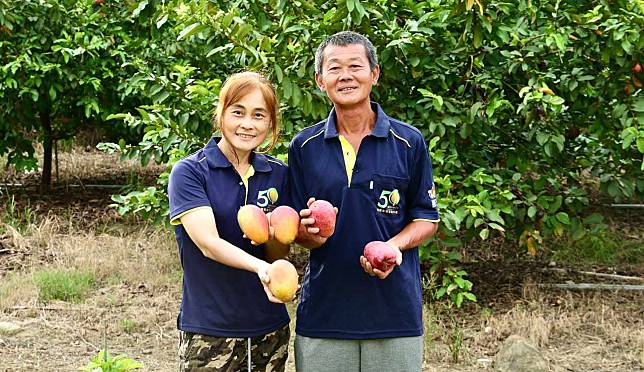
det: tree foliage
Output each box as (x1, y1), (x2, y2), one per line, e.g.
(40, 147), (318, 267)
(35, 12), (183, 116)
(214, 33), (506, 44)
(105, 0), (643, 254)
(0, 0), (142, 192)
(3, 0), (643, 254)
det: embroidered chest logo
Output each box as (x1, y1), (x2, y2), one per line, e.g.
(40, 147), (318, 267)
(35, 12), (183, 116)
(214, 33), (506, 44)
(377, 188), (401, 215)
(257, 187), (278, 212)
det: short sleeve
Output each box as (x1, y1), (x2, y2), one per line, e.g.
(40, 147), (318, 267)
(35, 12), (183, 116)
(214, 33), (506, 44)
(407, 137), (440, 221)
(168, 159), (211, 224)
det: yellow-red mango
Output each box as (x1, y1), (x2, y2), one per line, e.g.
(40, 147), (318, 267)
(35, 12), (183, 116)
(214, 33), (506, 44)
(237, 204), (269, 244)
(267, 259), (298, 302)
(270, 206), (300, 244)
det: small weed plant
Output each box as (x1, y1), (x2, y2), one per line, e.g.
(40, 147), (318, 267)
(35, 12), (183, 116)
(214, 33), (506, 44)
(422, 243), (477, 308)
(1, 195), (37, 234)
(448, 315), (464, 363)
(33, 269), (95, 303)
(80, 349), (143, 372)
(120, 318), (136, 334)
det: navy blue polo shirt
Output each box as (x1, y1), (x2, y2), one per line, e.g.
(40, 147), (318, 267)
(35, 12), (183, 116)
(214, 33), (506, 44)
(168, 138), (289, 338)
(288, 102), (439, 339)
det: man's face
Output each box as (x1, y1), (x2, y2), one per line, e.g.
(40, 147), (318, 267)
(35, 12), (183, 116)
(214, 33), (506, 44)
(315, 44), (379, 109)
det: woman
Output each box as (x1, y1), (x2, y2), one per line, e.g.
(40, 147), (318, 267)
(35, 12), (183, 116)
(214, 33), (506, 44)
(168, 71), (291, 371)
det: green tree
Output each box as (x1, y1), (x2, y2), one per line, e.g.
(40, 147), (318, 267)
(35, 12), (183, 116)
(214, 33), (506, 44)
(0, 0), (138, 193)
(108, 0), (643, 253)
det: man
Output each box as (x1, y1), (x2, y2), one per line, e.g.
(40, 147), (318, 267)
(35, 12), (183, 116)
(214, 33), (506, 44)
(288, 31), (440, 371)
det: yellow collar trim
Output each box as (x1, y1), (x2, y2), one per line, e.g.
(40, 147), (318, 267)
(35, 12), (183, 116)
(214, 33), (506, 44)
(241, 165), (255, 204)
(338, 135), (356, 186)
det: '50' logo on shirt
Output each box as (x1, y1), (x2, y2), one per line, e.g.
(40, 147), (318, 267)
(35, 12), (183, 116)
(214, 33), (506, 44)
(257, 187), (278, 209)
(376, 188), (400, 215)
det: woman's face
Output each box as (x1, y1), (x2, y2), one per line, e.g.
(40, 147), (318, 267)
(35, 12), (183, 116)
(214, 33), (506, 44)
(220, 88), (271, 156)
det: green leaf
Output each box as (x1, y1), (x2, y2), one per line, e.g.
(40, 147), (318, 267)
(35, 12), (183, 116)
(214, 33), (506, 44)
(132, 1), (149, 17)
(528, 206), (537, 219)
(469, 102), (483, 122)
(637, 138), (644, 154)
(473, 24), (482, 48)
(583, 213), (604, 225)
(435, 287), (446, 298)
(274, 65), (283, 83)
(488, 222), (505, 232)
(105, 112), (125, 123)
(156, 14), (168, 29)
(354, 1), (366, 21)
(153, 91), (170, 103)
(454, 276), (466, 288)
(548, 195), (563, 213)
(536, 132), (549, 146)
(555, 212), (570, 224)
(346, 0), (355, 12)
(177, 23), (205, 41)
(479, 228), (489, 240)
(284, 25), (308, 33)
(633, 97), (644, 112)
(553, 34), (566, 51)
(463, 292), (477, 302)
(206, 43), (234, 57)
(485, 209), (504, 224)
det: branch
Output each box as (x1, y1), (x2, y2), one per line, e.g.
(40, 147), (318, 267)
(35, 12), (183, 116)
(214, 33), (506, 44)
(538, 283), (644, 291)
(544, 267), (644, 282)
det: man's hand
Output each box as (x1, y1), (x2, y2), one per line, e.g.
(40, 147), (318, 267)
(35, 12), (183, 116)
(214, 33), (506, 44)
(301, 197), (339, 233)
(296, 197), (338, 248)
(359, 242), (403, 280)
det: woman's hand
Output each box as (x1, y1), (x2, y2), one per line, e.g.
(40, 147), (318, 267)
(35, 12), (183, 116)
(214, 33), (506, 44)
(255, 260), (285, 303)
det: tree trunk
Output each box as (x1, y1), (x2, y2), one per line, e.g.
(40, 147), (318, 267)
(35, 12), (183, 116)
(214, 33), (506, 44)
(39, 110), (52, 194)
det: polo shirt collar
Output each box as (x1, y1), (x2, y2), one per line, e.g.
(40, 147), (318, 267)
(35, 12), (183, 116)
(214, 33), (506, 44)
(323, 101), (391, 139)
(203, 137), (272, 173)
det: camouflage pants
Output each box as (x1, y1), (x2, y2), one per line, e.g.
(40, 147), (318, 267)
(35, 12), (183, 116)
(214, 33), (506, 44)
(178, 325), (290, 372)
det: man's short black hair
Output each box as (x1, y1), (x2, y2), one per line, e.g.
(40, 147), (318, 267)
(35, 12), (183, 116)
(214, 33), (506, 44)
(315, 31), (378, 75)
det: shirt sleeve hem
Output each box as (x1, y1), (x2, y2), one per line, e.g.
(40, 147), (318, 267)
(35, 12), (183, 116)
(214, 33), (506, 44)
(170, 205), (212, 225)
(412, 218), (440, 223)
(410, 210), (440, 222)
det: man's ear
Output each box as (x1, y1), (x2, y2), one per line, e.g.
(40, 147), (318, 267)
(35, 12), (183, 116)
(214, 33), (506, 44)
(372, 64), (380, 85)
(315, 72), (326, 92)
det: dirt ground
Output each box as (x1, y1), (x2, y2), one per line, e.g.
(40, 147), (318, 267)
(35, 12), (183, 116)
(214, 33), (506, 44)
(0, 148), (643, 371)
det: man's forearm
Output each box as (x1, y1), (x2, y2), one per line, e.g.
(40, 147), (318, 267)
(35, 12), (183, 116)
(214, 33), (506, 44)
(388, 220), (438, 251)
(294, 230), (326, 249)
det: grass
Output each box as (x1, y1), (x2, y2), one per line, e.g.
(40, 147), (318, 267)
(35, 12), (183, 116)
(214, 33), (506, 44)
(33, 268), (96, 303)
(0, 195), (37, 234)
(0, 271), (38, 310)
(121, 318), (137, 334)
(549, 230), (644, 268)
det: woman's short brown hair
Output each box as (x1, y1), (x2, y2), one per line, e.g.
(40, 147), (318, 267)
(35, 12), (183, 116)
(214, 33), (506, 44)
(213, 71), (280, 152)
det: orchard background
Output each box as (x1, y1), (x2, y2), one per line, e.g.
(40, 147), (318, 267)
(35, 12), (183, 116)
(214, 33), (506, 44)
(0, 0), (643, 371)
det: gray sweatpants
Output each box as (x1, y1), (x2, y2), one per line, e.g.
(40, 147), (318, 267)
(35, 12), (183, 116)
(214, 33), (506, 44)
(295, 334), (423, 372)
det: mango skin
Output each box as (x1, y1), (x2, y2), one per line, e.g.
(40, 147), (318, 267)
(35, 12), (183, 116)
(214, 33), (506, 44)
(237, 204), (269, 244)
(267, 259), (299, 302)
(309, 200), (336, 238)
(270, 206), (300, 244)
(363, 241), (398, 272)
